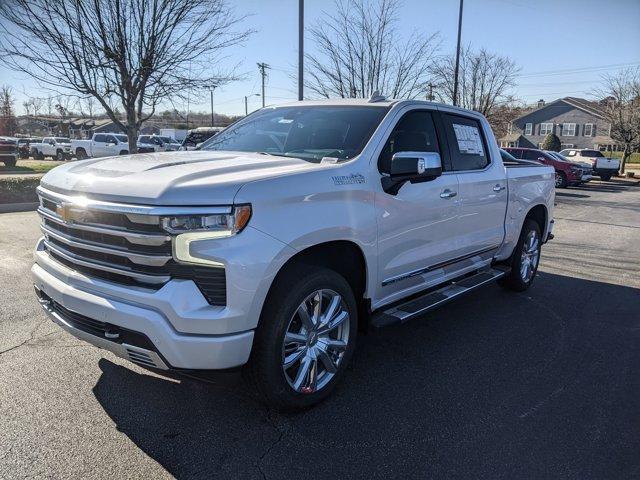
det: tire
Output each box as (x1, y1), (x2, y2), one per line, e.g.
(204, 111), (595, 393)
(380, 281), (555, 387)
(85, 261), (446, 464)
(76, 148), (87, 160)
(555, 171), (567, 188)
(56, 149), (65, 161)
(248, 265), (358, 411)
(119, 150), (129, 155)
(3, 157), (17, 168)
(498, 218), (542, 292)
(34, 150), (44, 160)
(600, 174), (612, 181)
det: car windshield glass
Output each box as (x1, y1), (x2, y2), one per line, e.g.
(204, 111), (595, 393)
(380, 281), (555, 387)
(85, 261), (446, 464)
(139, 136), (150, 143)
(201, 105), (390, 162)
(55, 137), (70, 143)
(581, 149), (604, 157)
(159, 136), (174, 143)
(115, 135), (128, 142)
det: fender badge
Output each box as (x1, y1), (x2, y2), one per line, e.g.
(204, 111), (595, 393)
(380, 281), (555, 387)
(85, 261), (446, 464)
(332, 173), (366, 185)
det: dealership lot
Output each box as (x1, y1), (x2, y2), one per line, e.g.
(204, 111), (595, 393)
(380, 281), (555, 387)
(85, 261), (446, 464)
(1, 180), (638, 479)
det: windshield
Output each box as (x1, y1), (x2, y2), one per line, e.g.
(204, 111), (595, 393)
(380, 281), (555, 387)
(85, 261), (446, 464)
(55, 137), (70, 143)
(115, 135), (128, 142)
(201, 105), (389, 162)
(581, 149), (604, 157)
(138, 136), (150, 143)
(159, 136), (175, 143)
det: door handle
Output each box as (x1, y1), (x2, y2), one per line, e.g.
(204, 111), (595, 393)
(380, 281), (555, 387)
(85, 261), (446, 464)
(440, 189), (457, 199)
(493, 184), (506, 192)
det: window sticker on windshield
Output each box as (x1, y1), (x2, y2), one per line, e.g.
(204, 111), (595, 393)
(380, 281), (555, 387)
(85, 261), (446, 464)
(453, 124), (484, 155)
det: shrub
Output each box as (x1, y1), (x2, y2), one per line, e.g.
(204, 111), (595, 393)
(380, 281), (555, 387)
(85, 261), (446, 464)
(541, 133), (561, 152)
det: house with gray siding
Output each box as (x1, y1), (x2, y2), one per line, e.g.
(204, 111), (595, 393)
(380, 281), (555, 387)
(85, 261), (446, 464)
(499, 97), (618, 151)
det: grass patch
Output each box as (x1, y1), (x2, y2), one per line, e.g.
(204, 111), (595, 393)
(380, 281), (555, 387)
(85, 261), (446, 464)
(0, 160), (64, 174)
(0, 177), (41, 204)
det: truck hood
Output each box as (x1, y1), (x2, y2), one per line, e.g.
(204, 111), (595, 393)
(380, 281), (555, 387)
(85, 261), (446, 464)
(40, 150), (324, 205)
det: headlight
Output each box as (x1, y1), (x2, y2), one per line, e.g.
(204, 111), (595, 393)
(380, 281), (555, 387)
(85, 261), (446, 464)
(162, 205), (252, 266)
(161, 205), (251, 235)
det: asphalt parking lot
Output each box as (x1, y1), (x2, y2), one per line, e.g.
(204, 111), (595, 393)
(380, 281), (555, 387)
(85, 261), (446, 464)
(1, 179), (639, 479)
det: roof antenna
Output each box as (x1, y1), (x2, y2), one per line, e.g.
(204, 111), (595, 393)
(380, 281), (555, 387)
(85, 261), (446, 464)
(368, 91), (386, 103)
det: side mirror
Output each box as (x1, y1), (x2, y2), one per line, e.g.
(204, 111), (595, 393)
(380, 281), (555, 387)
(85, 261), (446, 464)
(537, 157), (545, 162)
(382, 151), (442, 195)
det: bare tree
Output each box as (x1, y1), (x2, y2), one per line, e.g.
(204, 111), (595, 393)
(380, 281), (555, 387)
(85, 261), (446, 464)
(0, 86), (18, 135)
(430, 46), (519, 122)
(29, 96), (43, 117)
(305, 0), (440, 99)
(593, 68), (640, 174)
(0, 0), (250, 152)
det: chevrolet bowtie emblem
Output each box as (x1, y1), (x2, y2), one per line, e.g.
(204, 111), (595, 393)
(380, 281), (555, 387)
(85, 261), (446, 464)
(56, 203), (73, 223)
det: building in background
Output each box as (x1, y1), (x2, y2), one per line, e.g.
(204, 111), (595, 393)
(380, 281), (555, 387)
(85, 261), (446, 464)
(499, 97), (618, 151)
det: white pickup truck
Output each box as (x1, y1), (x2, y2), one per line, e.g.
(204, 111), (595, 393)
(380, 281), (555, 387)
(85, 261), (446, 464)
(30, 137), (72, 161)
(559, 148), (620, 180)
(32, 99), (555, 410)
(72, 133), (130, 160)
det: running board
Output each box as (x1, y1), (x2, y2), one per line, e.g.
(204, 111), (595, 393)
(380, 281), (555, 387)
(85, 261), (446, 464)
(371, 267), (508, 328)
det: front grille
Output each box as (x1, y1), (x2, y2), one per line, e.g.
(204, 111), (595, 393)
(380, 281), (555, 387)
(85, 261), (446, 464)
(37, 188), (227, 305)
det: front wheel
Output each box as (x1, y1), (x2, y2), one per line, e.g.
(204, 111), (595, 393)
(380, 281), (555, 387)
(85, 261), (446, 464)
(248, 265), (358, 411)
(498, 219), (542, 292)
(55, 150), (65, 161)
(600, 173), (612, 181)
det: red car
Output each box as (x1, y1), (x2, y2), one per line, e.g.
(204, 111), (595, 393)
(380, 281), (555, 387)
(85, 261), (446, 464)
(504, 147), (586, 188)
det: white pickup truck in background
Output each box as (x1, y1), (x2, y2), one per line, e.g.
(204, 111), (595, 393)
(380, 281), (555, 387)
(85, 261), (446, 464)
(33, 98), (555, 410)
(72, 133), (130, 160)
(30, 137), (72, 161)
(559, 148), (620, 180)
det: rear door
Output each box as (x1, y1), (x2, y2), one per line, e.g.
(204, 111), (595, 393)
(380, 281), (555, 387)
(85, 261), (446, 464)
(439, 111), (507, 259)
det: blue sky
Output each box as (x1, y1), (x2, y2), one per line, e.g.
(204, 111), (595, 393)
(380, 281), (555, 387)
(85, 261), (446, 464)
(1, 0), (639, 116)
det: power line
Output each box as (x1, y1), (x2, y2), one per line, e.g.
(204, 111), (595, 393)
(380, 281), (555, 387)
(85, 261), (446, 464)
(517, 62), (640, 78)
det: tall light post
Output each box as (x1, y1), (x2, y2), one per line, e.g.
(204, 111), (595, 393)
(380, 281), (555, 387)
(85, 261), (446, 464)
(244, 94), (260, 116)
(452, 0), (464, 106)
(298, 0), (304, 101)
(210, 85), (217, 127)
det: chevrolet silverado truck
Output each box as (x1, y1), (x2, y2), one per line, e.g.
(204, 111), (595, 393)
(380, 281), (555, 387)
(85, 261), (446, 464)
(559, 148), (620, 180)
(32, 99), (555, 410)
(30, 136), (72, 160)
(72, 133), (131, 159)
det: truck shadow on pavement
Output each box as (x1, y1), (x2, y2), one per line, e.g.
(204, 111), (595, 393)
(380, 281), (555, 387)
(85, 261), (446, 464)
(92, 272), (640, 479)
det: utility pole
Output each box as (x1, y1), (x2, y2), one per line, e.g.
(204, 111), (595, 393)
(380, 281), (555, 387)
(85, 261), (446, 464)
(257, 63), (270, 107)
(427, 83), (435, 101)
(298, 0), (304, 101)
(210, 86), (217, 127)
(452, 0), (464, 107)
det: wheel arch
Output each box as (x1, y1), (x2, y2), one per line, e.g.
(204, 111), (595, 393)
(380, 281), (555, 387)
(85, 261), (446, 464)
(262, 240), (369, 330)
(525, 204), (548, 239)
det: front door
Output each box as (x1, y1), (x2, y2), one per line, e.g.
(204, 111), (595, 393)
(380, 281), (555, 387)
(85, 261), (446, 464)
(375, 109), (461, 307)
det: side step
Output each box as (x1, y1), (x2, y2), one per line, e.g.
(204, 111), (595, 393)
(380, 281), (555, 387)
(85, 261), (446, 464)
(371, 267), (508, 328)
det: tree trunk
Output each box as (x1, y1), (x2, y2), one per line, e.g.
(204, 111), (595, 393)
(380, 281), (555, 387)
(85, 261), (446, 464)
(125, 108), (138, 155)
(619, 144), (630, 175)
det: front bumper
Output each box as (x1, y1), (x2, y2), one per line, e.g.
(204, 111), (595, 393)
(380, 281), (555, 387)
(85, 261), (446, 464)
(32, 245), (255, 370)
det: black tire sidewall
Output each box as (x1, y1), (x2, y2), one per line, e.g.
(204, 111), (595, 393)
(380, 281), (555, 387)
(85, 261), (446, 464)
(556, 171), (567, 188)
(249, 265), (358, 410)
(500, 219), (542, 292)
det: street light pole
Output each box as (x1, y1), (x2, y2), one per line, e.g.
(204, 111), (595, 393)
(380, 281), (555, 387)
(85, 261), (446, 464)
(298, 0), (304, 101)
(244, 94), (260, 116)
(210, 86), (217, 127)
(452, 0), (464, 107)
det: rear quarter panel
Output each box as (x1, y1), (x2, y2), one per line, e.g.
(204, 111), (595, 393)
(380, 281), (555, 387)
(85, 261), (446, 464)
(495, 165), (555, 261)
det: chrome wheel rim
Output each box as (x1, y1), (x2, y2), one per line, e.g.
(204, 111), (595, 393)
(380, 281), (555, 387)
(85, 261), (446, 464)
(520, 230), (540, 282)
(282, 289), (350, 394)
(555, 173), (562, 187)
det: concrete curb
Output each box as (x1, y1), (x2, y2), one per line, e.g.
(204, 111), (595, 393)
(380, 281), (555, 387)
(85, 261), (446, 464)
(0, 202), (39, 213)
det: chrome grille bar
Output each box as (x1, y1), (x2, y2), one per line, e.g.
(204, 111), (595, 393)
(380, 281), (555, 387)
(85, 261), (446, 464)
(43, 239), (170, 285)
(38, 207), (170, 246)
(41, 224), (171, 267)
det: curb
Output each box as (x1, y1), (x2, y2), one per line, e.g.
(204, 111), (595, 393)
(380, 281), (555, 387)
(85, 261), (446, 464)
(0, 202), (39, 213)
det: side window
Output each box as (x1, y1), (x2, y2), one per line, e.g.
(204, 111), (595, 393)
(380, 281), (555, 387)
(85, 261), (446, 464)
(94, 134), (106, 143)
(105, 135), (116, 143)
(377, 110), (440, 175)
(442, 114), (490, 171)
